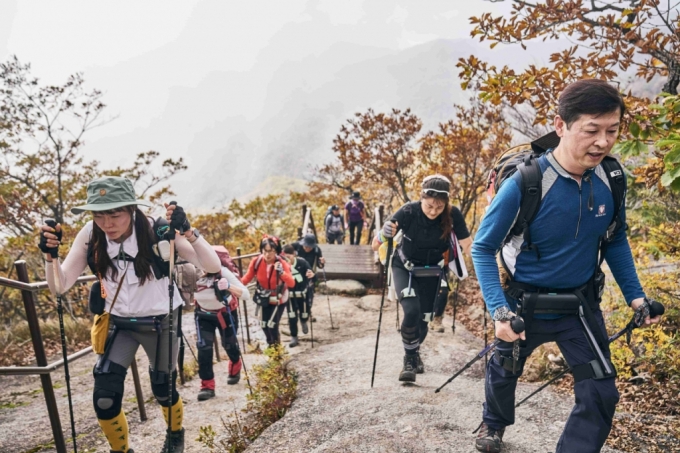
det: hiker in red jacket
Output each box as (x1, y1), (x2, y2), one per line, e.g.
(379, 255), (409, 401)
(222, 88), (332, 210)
(241, 236), (295, 347)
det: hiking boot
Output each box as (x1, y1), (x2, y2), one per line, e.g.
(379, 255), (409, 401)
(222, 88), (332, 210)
(160, 428), (184, 453)
(429, 316), (445, 333)
(301, 320), (309, 334)
(474, 422), (505, 453)
(227, 358), (242, 385)
(197, 388), (215, 401)
(416, 353), (425, 374)
(289, 336), (299, 348)
(399, 354), (418, 382)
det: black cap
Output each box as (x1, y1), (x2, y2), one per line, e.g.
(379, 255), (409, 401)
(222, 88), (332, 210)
(301, 233), (317, 247)
(331, 204), (339, 210)
(351, 191), (361, 199)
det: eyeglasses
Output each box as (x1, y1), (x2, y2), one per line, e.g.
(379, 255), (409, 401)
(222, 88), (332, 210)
(422, 188), (449, 198)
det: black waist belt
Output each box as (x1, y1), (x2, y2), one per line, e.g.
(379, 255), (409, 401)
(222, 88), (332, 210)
(517, 292), (581, 316)
(410, 266), (444, 278)
(111, 315), (167, 332)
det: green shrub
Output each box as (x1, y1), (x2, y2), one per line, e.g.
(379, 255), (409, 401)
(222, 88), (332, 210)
(198, 344), (298, 452)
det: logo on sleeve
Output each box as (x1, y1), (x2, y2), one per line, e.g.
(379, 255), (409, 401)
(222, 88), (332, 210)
(596, 204), (607, 217)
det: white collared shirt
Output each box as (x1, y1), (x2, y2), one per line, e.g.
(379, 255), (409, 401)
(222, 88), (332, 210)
(47, 220), (221, 318)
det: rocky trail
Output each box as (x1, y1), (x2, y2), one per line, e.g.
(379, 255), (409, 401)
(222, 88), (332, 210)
(0, 285), (622, 453)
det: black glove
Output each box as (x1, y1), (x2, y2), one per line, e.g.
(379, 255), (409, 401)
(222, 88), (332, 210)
(213, 281), (229, 302)
(275, 262), (284, 276)
(39, 220), (62, 259)
(169, 202), (191, 234)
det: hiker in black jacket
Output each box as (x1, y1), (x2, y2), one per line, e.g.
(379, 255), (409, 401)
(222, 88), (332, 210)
(281, 244), (315, 347)
(374, 175), (470, 382)
(292, 234), (325, 313)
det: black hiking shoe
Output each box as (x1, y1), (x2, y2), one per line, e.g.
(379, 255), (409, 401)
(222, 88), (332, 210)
(197, 388), (215, 401)
(289, 336), (299, 348)
(160, 428), (184, 453)
(416, 353), (425, 374)
(474, 422), (504, 453)
(399, 355), (418, 382)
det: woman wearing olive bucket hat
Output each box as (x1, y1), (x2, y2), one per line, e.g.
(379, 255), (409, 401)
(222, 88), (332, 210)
(39, 176), (220, 453)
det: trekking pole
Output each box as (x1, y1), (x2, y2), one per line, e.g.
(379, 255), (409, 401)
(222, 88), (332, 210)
(452, 280), (460, 334)
(165, 202), (180, 444)
(310, 305), (314, 349)
(182, 332), (198, 362)
(515, 300), (665, 408)
(238, 299), (247, 351)
(321, 268), (337, 330)
(435, 317), (525, 393)
(178, 307), (185, 385)
(214, 282), (253, 395)
(46, 219), (78, 453)
(371, 237), (393, 388)
(483, 302), (488, 369)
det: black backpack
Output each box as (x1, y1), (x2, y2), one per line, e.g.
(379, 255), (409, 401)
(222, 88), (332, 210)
(486, 131), (627, 260)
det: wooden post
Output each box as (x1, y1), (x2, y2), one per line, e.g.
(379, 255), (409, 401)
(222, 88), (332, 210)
(130, 359), (147, 421)
(214, 341), (221, 362)
(236, 248), (251, 344)
(15, 261), (67, 453)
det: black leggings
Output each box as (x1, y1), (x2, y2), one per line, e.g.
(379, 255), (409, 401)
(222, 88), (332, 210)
(349, 220), (363, 245)
(287, 296), (310, 337)
(196, 310), (240, 380)
(261, 303), (287, 345)
(434, 284), (449, 317)
(391, 265), (440, 355)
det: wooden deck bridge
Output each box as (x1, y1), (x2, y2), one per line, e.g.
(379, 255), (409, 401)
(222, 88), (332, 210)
(299, 204), (385, 285)
(317, 244), (381, 282)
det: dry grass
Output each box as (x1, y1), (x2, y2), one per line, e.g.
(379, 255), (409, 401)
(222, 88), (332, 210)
(0, 317), (92, 366)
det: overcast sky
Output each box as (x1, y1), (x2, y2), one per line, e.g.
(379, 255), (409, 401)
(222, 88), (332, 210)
(1, 1), (512, 136)
(2, 0), (526, 206)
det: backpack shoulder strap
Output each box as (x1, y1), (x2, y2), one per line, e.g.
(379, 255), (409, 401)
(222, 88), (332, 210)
(254, 255), (264, 273)
(510, 154), (543, 258)
(600, 156), (626, 235)
(598, 156), (627, 264)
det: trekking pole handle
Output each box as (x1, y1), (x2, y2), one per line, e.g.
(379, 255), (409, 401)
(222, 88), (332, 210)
(44, 219), (60, 259)
(510, 316), (525, 334)
(649, 300), (665, 318)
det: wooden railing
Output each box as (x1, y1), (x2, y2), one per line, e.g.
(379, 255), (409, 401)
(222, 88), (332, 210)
(0, 261), (148, 453)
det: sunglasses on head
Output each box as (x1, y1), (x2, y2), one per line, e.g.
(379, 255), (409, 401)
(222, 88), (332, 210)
(422, 188), (449, 198)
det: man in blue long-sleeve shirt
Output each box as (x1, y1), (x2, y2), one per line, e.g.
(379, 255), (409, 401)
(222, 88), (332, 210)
(471, 79), (661, 453)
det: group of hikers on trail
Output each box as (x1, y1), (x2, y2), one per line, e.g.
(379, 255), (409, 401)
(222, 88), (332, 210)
(36, 78), (665, 453)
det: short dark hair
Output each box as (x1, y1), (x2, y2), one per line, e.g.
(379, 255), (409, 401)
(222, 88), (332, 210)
(282, 244), (295, 255)
(558, 79), (626, 127)
(260, 236), (282, 254)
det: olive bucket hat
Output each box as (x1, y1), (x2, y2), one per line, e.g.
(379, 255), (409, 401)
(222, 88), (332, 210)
(71, 176), (153, 214)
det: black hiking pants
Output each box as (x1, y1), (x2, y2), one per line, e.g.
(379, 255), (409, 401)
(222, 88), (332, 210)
(261, 302), (287, 345)
(196, 309), (240, 381)
(391, 264), (439, 355)
(287, 296), (310, 337)
(349, 220), (363, 245)
(484, 311), (619, 453)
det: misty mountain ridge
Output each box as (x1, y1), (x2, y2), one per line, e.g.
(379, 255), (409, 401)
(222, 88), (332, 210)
(88, 38), (559, 210)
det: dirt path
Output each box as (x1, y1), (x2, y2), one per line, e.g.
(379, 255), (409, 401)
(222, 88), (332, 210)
(0, 304), (268, 453)
(250, 293), (623, 453)
(0, 290), (624, 453)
